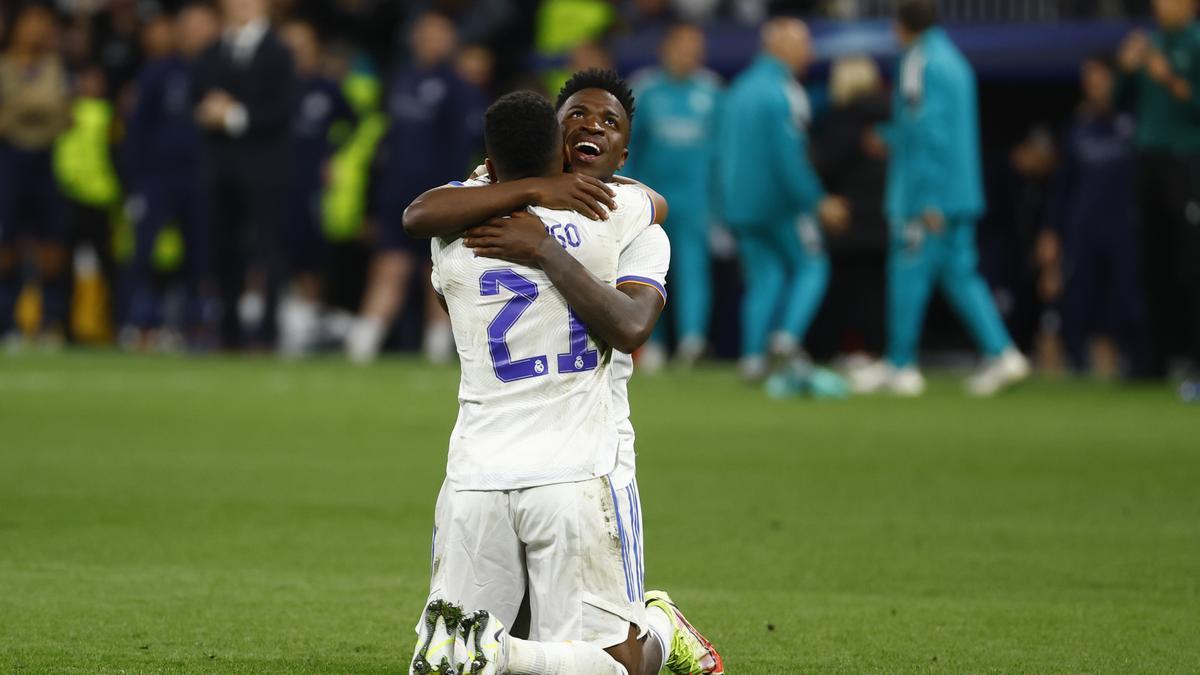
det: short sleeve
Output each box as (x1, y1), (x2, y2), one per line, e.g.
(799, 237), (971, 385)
(615, 224), (670, 306)
(610, 184), (656, 250)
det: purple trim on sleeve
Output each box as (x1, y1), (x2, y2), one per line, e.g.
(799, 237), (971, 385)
(616, 275), (667, 303)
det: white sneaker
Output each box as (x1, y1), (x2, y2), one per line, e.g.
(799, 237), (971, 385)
(3, 331), (25, 355)
(638, 342), (667, 375)
(738, 354), (768, 381)
(345, 316), (384, 365)
(965, 347), (1030, 397)
(278, 296), (320, 358)
(237, 292), (265, 334)
(888, 366), (926, 397)
(675, 335), (706, 369)
(768, 331), (799, 359)
(411, 599), (464, 675)
(848, 359), (891, 394)
(460, 610), (509, 675)
(423, 319), (456, 365)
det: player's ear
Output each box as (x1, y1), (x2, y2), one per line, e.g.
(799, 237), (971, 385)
(485, 158), (497, 183)
(616, 147), (629, 171)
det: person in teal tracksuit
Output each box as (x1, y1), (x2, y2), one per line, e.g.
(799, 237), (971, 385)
(856, 0), (1028, 396)
(624, 23), (721, 370)
(716, 18), (849, 380)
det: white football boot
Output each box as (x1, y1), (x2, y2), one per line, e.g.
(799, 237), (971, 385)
(460, 610), (508, 675)
(411, 600), (464, 675)
(965, 347), (1030, 397)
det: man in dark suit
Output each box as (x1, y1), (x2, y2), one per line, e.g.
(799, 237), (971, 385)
(194, 0), (296, 349)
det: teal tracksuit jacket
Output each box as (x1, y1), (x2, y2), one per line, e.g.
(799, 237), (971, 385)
(717, 55), (829, 358)
(624, 67), (721, 345)
(883, 27), (1011, 366)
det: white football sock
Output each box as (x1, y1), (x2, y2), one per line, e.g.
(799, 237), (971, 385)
(506, 637), (628, 675)
(644, 604), (673, 670)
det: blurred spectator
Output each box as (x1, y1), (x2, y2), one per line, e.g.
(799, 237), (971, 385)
(290, 0), (401, 73)
(1116, 0), (1200, 388)
(536, 0), (615, 93)
(716, 17), (850, 380)
(624, 23), (721, 370)
(455, 43), (496, 95)
(54, 65), (120, 343)
(809, 55), (889, 363)
(1007, 125), (1059, 365)
(852, 0), (1028, 397)
(400, 0), (515, 52)
(91, 0), (144, 102)
(193, 0), (297, 349)
(1044, 56), (1145, 377)
(345, 12), (477, 363)
(276, 19), (356, 357)
(121, 3), (220, 350)
(0, 5), (72, 347)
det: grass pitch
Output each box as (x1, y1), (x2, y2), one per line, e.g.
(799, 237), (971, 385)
(1, 353), (1197, 673)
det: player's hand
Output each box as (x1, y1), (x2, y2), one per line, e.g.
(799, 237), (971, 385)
(1035, 229), (1060, 268)
(921, 208), (945, 233)
(1147, 49), (1174, 85)
(463, 211), (550, 266)
(195, 90), (235, 129)
(862, 128), (888, 159)
(1118, 30), (1149, 73)
(817, 196), (851, 234)
(1168, 76), (1193, 101)
(529, 174), (616, 221)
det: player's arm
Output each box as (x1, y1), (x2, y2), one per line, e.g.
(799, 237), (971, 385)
(402, 174), (618, 238)
(768, 95), (825, 214)
(463, 212), (664, 354)
(909, 61), (956, 220)
(610, 175), (668, 224)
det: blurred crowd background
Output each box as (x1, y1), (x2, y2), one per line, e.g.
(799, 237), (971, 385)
(0, 0), (1197, 393)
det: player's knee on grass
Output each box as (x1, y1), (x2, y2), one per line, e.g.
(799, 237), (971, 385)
(603, 624), (643, 675)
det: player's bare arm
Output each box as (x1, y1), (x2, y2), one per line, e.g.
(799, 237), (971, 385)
(464, 211), (664, 354)
(402, 173), (617, 238)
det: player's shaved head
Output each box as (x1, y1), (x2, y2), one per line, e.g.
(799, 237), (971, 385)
(762, 17), (812, 75)
(484, 91), (563, 182)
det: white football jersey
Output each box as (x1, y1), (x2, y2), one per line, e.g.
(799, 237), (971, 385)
(432, 179), (657, 490)
(607, 224), (671, 490)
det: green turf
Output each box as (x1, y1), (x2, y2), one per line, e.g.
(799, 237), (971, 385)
(1, 353), (1197, 673)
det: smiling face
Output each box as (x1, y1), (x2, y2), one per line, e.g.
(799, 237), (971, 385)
(557, 88), (631, 181)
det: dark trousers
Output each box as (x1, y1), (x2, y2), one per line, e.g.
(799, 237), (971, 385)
(1061, 223), (1146, 373)
(1135, 152), (1200, 376)
(0, 146), (66, 335)
(64, 200), (118, 335)
(209, 170), (285, 349)
(807, 250), (886, 360)
(125, 175), (210, 330)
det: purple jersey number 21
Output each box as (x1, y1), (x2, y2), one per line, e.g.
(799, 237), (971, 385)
(480, 268), (597, 382)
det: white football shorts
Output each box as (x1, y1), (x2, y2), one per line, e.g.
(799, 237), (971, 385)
(420, 475), (646, 648)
